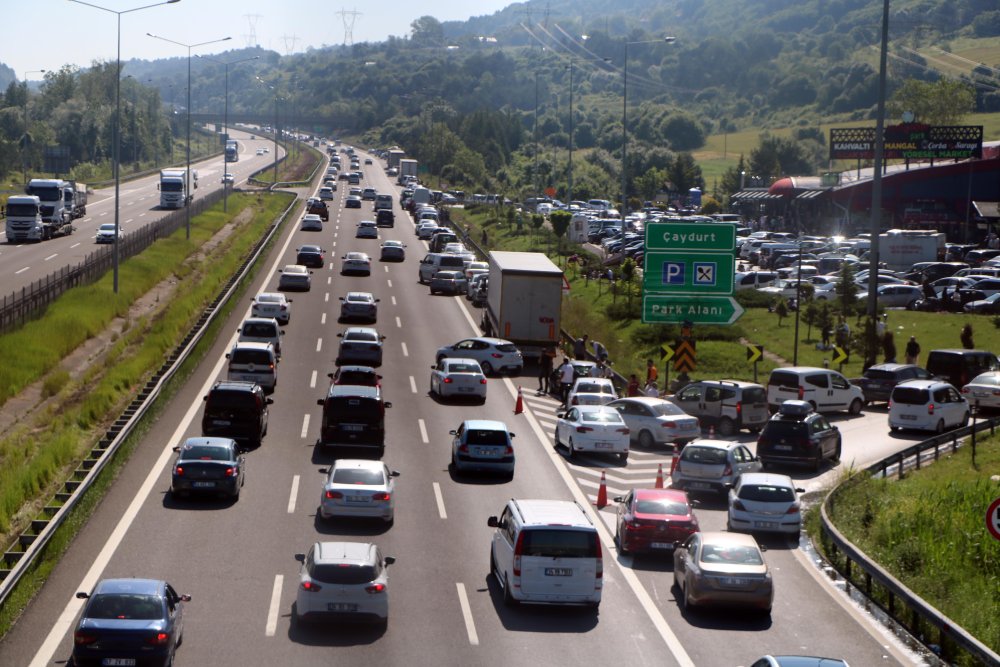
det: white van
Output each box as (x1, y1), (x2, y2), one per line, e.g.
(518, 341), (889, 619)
(418, 252), (466, 283)
(226, 342), (277, 392)
(237, 317), (284, 358)
(766, 367), (864, 414)
(487, 499), (602, 607)
(888, 380), (969, 433)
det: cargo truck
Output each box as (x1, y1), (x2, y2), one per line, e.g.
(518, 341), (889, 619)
(878, 230), (945, 272)
(398, 158), (418, 185)
(225, 139), (239, 163)
(63, 181), (87, 219)
(482, 251), (563, 360)
(158, 168), (195, 208)
(17, 179), (75, 239)
(387, 149), (405, 170)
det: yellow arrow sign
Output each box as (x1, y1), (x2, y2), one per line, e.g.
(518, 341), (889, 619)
(746, 344), (763, 365)
(661, 343), (674, 363)
(832, 345), (848, 365)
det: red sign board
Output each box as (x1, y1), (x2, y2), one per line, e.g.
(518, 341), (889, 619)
(987, 498), (1000, 542)
(545, 187), (556, 197)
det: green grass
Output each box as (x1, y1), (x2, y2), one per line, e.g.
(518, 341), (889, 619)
(253, 143), (323, 185)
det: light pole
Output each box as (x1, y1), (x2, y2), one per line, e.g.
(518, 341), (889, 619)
(199, 54), (259, 212)
(621, 36), (674, 220)
(567, 59), (574, 206)
(68, 0), (180, 294)
(148, 31), (232, 240)
(256, 77), (283, 185)
(21, 70), (45, 185)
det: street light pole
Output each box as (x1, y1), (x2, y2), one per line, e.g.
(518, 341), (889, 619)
(21, 70), (45, 185)
(567, 60), (574, 206)
(68, 0), (181, 295)
(148, 32), (232, 239)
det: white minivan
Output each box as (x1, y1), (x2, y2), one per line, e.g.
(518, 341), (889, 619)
(888, 380), (969, 433)
(766, 367), (865, 414)
(226, 342), (277, 392)
(488, 499), (602, 608)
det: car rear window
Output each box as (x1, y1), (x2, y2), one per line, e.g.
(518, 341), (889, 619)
(496, 344), (518, 353)
(331, 468), (384, 485)
(337, 370), (376, 385)
(465, 429), (508, 446)
(680, 446), (727, 464)
(653, 403), (687, 417)
(180, 444), (231, 461)
(575, 382), (605, 393)
(206, 391), (259, 411)
(636, 499), (689, 515)
(892, 387), (930, 404)
(741, 387), (766, 403)
(345, 331), (378, 342)
(88, 594), (162, 620)
(440, 256), (465, 268)
(242, 323), (277, 337)
(521, 529), (598, 558)
(580, 410), (623, 423)
(970, 373), (1000, 386)
(230, 349), (273, 365)
(864, 369), (898, 381)
(446, 362), (480, 373)
(769, 371), (799, 389)
(310, 563), (377, 585)
(738, 484), (795, 502)
(761, 421), (807, 438)
(327, 397), (381, 421)
(700, 544), (763, 565)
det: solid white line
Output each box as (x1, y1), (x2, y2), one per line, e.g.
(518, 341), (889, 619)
(310, 370), (318, 389)
(387, 279), (392, 288)
(44, 254), (58, 261)
(395, 316), (402, 328)
(265, 574), (283, 637)
(455, 583), (478, 645)
(287, 475), (300, 514)
(418, 418), (428, 443)
(15, 267), (29, 275)
(433, 482), (447, 519)
(316, 338), (322, 352)
(321, 312), (326, 325)
(301, 414), (311, 439)
(401, 342), (408, 357)
(409, 376), (417, 394)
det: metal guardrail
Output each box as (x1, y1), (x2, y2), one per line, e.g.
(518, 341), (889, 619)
(820, 418), (1000, 666)
(0, 192), (298, 608)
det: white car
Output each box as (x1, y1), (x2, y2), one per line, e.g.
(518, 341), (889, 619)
(888, 379), (969, 433)
(417, 222), (440, 240)
(278, 264), (312, 291)
(293, 541), (394, 627)
(435, 337), (523, 376)
(318, 459), (399, 523)
(237, 317), (283, 357)
(554, 405), (631, 461)
(339, 291), (379, 322)
(221, 173), (235, 185)
(251, 292), (291, 324)
(341, 251), (372, 276)
(566, 377), (618, 406)
(356, 221), (378, 239)
(727, 472), (804, 535)
(961, 371), (1000, 410)
(256, 148), (265, 156)
(606, 397), (701, 448)
(300, 214), (323, 232)
(430, 357), (487, 401)
(95, 223), (119, 243)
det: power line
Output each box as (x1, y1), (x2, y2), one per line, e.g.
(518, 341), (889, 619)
(243, 14), (261, 48)
(337, 8), (362, 46)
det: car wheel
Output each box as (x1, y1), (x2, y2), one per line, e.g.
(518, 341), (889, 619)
(638, 430), (655, 449)
(848, 398), (863, 415)
(553, 429), (561, 448)
(502, 574), (518, 607)
(890, 425), (900, 432)
(961, 411), (970, 427)
(717, 416), (736, 437)
(615, 525), (629, 554)
(568, 439), (576, 459)
(430, 380), (437, 396)
(812, 451), (823, 472)
(430, 289), (436, 295)
(490, 549), (497, 578)
(935, 419), (945, 434)
(808, 401), (818, 412)
(833, 442), (842, 462)
(618, 451), (629, 463)
(481, 361), (494, 376)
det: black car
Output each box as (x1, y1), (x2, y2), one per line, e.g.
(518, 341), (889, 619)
(201, 381), (271, 447)
(296, 244), (326, 268)
(73, 578), (190, 667)
(756, 400), (841, 472)
(170, 437), (246, 499)
(306, 198), (329, 221)
(857, 363), (933, 404)
(316, 385), (391, 456)
(376, 209), (395, 227)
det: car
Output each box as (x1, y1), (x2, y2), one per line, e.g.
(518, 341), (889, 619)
(555, 404), (631, 461)
(329, 365), (381, 387)
(463, 261), (489, 280)
(664, 380), (769, 435)
(565, 377), (618, 406)
(251, 292), (291, 324)
(221, 172), (235, 185)
(237, 317), (284, 357)
(318, 459), (400, 523)
(449, 419), (515, 476)
(278, 264), (312, 291)
(364, 157), (373, 165)
(201, 381), (271, 447)
(345, 195), (362, 208)
(348, 186), (363, 197)
(170, 436), (245, 499)
(429, 270), (467, 295)
(727, 472), (804, 534)
(417, 222), (440, 240)
(95, 222), (120, 243)
(73, 578), (190, 667)
(306, 198), (330, 220)
(256, 148), (265, 155)
(670, 439), (762, 495)
(430, 357), (487, 401)
(673, 531), (773, 614)
(338, 171), (350, 181)
(860, 283), (924, 309)
(356, 220), (378, 239)
(550, 359), (598, 391)
(262, 146), (269, 153)
(293, 542), (395, 627)
(766, 367), (865, 414)
(961, 371), (1000, 411)
(436, 337), (523, 376)
(300, 213), (323, 232)
(613, 488), (699, 555)
(379, 240), (405, 261)
(339, 291), (379, 322)
(362, 187), (377, 201)
(296, 244), (325, 268)
(756, 400), (841, 471)
(750, 657), (850, 667)
(336, 327), (385, 367)
(467, 272), (488, 300)
(318, 186), (335, 201)
(606, 397), (701, 449)
(963, 292), (1000, 313)
(341, 251), (372, 276)
(925, 348), (1000, 388)
(226, 341), (277, 392)
(316, 385), (391, 455)
(856, 363), (933, 404)
(888, 379), (969, 433)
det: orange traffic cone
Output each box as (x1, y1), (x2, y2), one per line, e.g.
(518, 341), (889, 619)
(595, 471), (608, 508)
(654, 463), (664, 489)
(514, 386), (524, 415)
(669, 450), (680, 476)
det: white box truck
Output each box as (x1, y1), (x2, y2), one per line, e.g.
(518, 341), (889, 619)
(878, 230), (945, 272)
(483, 251), (563, 360)
(159, 168), (193, 209)
(398, 158), (418, 185)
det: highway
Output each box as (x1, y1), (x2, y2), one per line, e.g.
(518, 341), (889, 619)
(0, 148), (927, 666)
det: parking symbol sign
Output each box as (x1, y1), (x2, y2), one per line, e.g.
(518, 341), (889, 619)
(693, 262), (717, 286)
(662, 262), (685, 285)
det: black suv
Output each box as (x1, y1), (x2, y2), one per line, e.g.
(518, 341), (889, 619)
(316, 384), (391, 457)
(756, 400), (841, 472)
(857, 363), (933, 404)
(376, 209), (395, 227)
(306, 198), (329, 221)
(201, 381), (272, 447)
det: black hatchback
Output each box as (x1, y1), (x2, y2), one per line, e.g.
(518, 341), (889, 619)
(756, 400), (841, 472)
(857, 363), (933, 404)
(201, 381), (272, 447)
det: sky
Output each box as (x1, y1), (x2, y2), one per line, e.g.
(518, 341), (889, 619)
(6, 0), (514, 79)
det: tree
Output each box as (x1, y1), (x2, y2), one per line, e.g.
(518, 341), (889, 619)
(530, 213), (544, 237)
(887, 79), (976, 126)
(410, 16), (444, 46)
(549, 210), (571, 253)
(835, 263), (859, 320)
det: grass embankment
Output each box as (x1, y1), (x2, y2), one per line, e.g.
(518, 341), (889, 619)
(0, 192), (294, 541)
(817, 442), (1000, 661)
(253, 142), (324, 185)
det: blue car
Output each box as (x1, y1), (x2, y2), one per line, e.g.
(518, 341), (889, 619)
(73, 578), (190, 667)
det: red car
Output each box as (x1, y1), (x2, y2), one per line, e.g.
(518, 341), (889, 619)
(613, 488), (699, 555)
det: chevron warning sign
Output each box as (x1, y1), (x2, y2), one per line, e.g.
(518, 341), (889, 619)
(746, 344), (763, 365)
(673, 339), (697, 373)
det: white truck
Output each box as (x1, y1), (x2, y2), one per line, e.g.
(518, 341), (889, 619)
(398, 158), (418, 185)
(877, 230), (946, 272)
(63, 181), (87, 219)
(225, 139), (239, 163)
(482, 251), (563, 361)
(13, 179), (76, 240)
(387, 149), (405, 170)
(158, 168), (196, 209)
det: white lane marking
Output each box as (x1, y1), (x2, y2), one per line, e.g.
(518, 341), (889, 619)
(384, 265), (389, 273)
(71, 242), (81, 248)
(327, 276), (331, 285)
(401, 342), (408, 357)
(324, 292), (329, 303)
(455, 583), (478, 645)
(125, 218), (133, 224)
(310, 370), (318, 389)
(265, 575), (283, 637)
(332, 241), (336, 247)
(418, 419), (428, 443)
(100, 211), (108, 216)
(315, 338), (322, 352)
(44, 254), (58, 261)
(301, 414), (311, 438)
(409, 376), (417, 394)
(287, 476), (300, 514)
(387, 279), (392, 288)
(395, 316), (401, 328)
(139, 212), (146, 217)
(433, 482), (448, 520)
(15, 267), (29, 274)
(321, 312), (327, 325)
(391, 295), (396, 306)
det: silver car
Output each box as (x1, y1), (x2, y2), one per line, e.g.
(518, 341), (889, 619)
(336, 327), (385, 367)
(319, 459), (399, 523)
(607, 397), (701, 448)
(430, 358), (487, 401)
(727, 472), (804, 535)
(294, 542), (395, 627)
(278, 264), (312, 292)
(670, 439), (762, 496)
(339, 292), (379, 323)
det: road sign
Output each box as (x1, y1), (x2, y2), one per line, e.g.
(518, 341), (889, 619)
(643, 252), (735, 295)
(746, 344), (763, 365)
(661, 343), (674, 363)
(645, 222), (735, 252)
(673, 339), (696, 373)
(831, 346), (848, 365)
(643, 295), (745, 325)
(988, 498), (1000, 541)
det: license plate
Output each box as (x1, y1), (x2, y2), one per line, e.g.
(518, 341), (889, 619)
(102, 660), (136, 667)
(545, 568), (572, 576)
(688, 481), (713, 490)
(901, 414), (916, 420)
(458, 387), (473, 393)
(721, 577), (748, 586)
(327, 603), (358, 612)
(596, 442), (614, 449)
(774, 444), (793, 451)
(681, 423), (697, 430)
(650, 542), (674, 549)
(754, 521), (779, 529)
(474, 447), (497, 457)
(193, 481), (215, 488)
(212, 419), (231, 426)
(343, 424), (364, 431)
(347, 495), (369, 502)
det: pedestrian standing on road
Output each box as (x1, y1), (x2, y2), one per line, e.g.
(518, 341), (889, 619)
(558, 358), (576, 405)
(573, 334), (589, 360)
(538, 346), (556, 394)
(961, 323), (975, 350)
(905, 336), (920, 365)
(481, 229), (488, 245)
(627, 374), (641, 397)
(646, 359), (659, 386)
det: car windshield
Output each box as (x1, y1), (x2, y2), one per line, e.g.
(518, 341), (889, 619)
(580, 410), (623, 424)
(310, 563), (377, 585)
(738, 484), (796, 502)
(681, 446), (728, 464)
(700, 543), (763, 565)
(180, 444), (231, 461)
(636, 499), (689, 515)
(331, 468), (384, 485)
(520, 529), (598, 558)
(87, 593), (162, 620)
(464, 429), (508, 446)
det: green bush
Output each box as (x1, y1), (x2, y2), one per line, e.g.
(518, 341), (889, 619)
(734, 289), (777, 309)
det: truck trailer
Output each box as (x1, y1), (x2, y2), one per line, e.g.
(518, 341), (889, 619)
(225, 139), (239, 163)
(387, 149), (405, 170)
(482, 251), (563, 361)
(63, 181), (87, 219)
(877, 230), (946, 272)
(398, 159), (418, 185)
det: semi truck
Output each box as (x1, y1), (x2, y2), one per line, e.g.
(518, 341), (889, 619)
(398, 158), (418, 185)
(13, 179), (76, 240)
(387, 148), (405, 170)
(482, 251), (563, 361)
(158, 168), (196, 209)
(225, 139), (239, 163)
(878, 230), (946, 272)
(5, 195), (70, 242)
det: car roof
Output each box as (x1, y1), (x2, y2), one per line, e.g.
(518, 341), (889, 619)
(634, 488), (689, 503)
(346, 291), (374, 299)
(444, 357), (481, 366)
(231, 341), (273, 352)
(210, 380), (260, 393)
(692, 379), (763, 389)
(298, 245), (322, 252)
(179, 436), (235, 450)
(313, 541), (376, 564)
(461, 419), (509, 431)
(94, 578), (163, 596)
(737, 472), (796, 487)
(894, 379), (951, 389)
(256, 292), (286, 301)
(512, 499), (593, 528)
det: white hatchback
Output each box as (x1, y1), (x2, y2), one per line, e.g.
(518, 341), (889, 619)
(555, 405), (630, 462)
(888, 380), (969, 433)
(294, 541), (394, 627)
(566, 377), (618, 406)
(727, 472), (804, 535)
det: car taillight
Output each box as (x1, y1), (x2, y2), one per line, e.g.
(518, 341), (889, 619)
(365, 583), (386, 594)
(74, 632), (98, 646)
(325, 490), (343, 499)
(174, 466), (184, 476)
(513, 531), (525, 576)
(458, 443), (469, 453)
(576, 426), (593, 433)
(887, 400), (892, 410)
(300, 581), (322, 592)
(505, 445), (514, 455)
(662, 421), (676, 428)
(224, 467), (236, 477)
(617, 427), (630, 434)
(370, 345), (380, 351)
(733, 500), (747, 511)
(786, 505), (800, 515)
(736, 401), (742, 417)
(571, 397), (579, 405)
(145, 632), (170, 646)
(372, 492), (390, 502)
(797, 385), (804, 400)
(594, 535), (603, 582)
(443, 377), (453, 384)
(480, 378), (488, 384)
(491, 353), (502, 358)
(723, 464), (732, 476)
(962, 387), (970, 393)
(928, 403), (935, 414)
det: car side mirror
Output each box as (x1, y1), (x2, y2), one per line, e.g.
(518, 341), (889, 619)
(337, 333), (343, 338)
(280, 330), (286, 335)
(487, 516), (500, 528)
(384, 402), (392, 408)
(172, 446), (181, 452)
(203, 396), (208, 402)
(613, 496), (624, 503)
(375, 299), (380, 303)
(294, 553), (305, 563)
(432, 365), (438, 370)
(796, 488), (805, 493)
(265, 397), (274, 405)
(832, 426), (839, 431)
(76, 591), (90, 599)
(225, 353), (231, 359)
(509, 433), (515, 438)
(319, 468), (329, 474)
(179, 594), (192, 602)
(339, 297), (345, 301)
(390, 470), (400, 477)
(317, 399), (325, 406)
(384, 556), (396, 566)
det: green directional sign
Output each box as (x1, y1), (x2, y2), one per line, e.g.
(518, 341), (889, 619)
(643, 295), (745, 325)
(643, 252), (735, 295)
(645, 222), (735, 252)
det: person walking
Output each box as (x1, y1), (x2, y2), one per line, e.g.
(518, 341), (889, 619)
(905, 336), (920, 365)
(645, 359), (658, 386)
(595, 359), (612, 379)
(961, 323), (975, 350)
(538, 346), (556, 394)
(558, 357), (576, 405)
(627, 374), (641, 397)
(573, 334), (589, 360)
